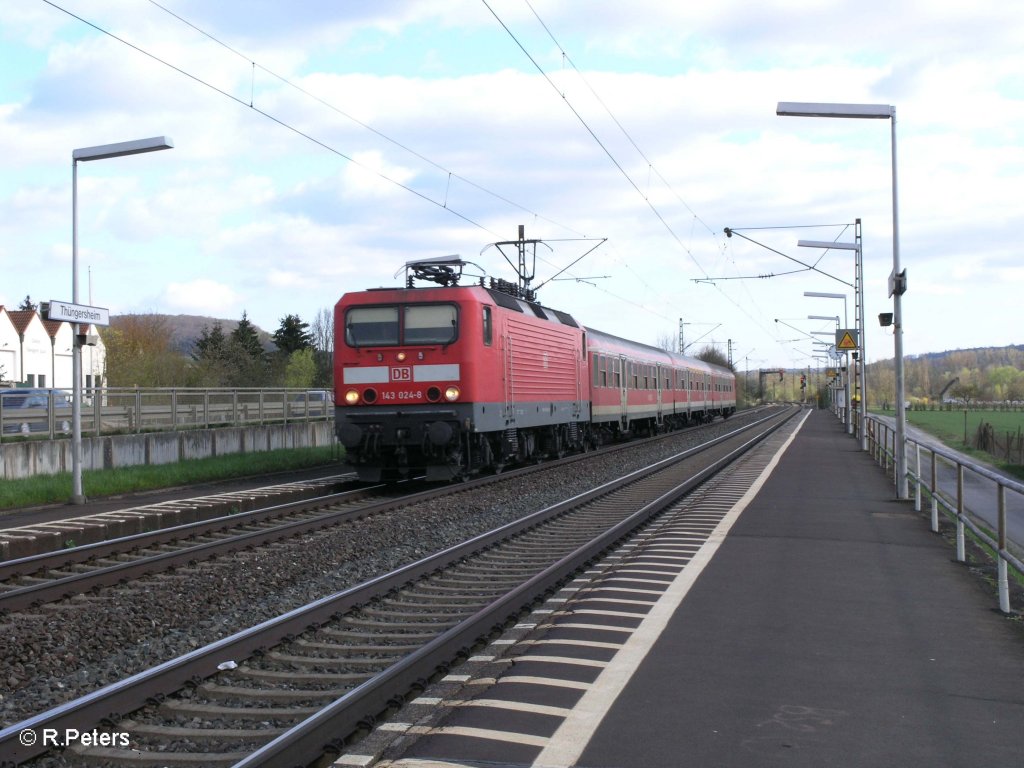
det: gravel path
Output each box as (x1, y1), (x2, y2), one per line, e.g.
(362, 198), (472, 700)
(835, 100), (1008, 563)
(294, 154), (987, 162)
(0, 411), (773, 729)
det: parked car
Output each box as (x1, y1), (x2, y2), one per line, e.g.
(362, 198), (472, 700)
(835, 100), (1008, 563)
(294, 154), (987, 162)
(288, 389), (333, 417)
(0, 388), (72, 436)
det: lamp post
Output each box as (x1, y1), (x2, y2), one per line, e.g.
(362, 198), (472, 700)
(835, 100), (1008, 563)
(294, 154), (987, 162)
(809, 320), (842, 419)
(71, 136), (173, 503)
(807, 293), (852, 434)
(779, 103), (906, 497)
(799, 233), (868, 450)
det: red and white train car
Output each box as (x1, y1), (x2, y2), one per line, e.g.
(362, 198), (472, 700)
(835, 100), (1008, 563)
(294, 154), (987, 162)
(334, 283), (590, 480)
(334, 276), (735, 481)
(587, 328), (736, 441)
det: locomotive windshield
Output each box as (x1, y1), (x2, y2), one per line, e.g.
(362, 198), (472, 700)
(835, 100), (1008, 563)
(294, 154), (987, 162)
(346, 303), (458, 347)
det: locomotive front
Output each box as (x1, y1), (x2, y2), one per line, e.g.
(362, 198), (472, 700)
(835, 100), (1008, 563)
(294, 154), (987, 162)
(334, 285), (487, 481)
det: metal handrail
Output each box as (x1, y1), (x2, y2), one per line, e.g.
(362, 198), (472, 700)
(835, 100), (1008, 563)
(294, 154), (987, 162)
(0, 387), (333, 442)
(865, 413), (1024, 612)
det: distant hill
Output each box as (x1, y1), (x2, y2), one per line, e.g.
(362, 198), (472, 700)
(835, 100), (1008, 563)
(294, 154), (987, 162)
(110, 313), (275, 356)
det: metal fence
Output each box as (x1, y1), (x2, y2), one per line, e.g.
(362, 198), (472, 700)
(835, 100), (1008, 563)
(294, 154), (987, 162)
(866, 414), (1024, 613)
(0, 387), (333, 441)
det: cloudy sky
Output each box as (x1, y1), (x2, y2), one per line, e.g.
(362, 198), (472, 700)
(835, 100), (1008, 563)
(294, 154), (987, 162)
(1, 1), (1021, 371)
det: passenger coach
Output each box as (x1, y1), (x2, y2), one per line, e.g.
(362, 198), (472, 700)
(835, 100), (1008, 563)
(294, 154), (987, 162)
(334, 266), (735, 481)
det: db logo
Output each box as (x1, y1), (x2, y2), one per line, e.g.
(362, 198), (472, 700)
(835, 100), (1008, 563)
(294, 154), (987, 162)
(390, 367), (412, 382)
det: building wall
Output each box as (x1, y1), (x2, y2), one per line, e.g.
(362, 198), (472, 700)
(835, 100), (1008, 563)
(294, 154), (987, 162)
(14, 312), (52, 387)
(0, 420), (336, 480)
(0, 308), (106, 390)
(0, 308), (17, 383)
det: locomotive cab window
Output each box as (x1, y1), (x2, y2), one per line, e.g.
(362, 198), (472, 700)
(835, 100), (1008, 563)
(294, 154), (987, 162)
(405, 304), (458, 345)
(482, 306), (493, 346)
(346, 303), (458, 347)
(345, 307), (399, 346)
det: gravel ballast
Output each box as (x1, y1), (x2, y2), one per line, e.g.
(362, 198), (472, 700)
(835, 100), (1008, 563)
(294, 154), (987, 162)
(0, 410), (776, 730)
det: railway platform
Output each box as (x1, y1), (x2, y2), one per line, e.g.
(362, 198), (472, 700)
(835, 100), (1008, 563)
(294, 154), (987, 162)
(368, 407), (1024, 768)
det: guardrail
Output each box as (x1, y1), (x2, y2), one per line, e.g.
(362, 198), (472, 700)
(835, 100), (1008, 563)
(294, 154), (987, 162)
(866, 414), (1024, 613)
(0, 387), (333, 442)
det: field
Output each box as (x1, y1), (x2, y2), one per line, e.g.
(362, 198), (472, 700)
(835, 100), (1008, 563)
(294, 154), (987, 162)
(873, 408), (1024, 479)
(904, 409), (1024, 447)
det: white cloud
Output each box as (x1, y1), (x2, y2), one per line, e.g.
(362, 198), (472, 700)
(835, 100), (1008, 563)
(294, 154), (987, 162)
(161, 279), (240, 315)
(0, 1), (1021, 364)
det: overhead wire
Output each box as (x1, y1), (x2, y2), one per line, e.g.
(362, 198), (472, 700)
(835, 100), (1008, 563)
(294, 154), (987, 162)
(43, 0), (601, 245)
(481, 0), (710, 279)
(143, 0), (589, 238)
(523, 0), (718, 242)
(47, 0), (798, 356)
(503, 0), (811, 358)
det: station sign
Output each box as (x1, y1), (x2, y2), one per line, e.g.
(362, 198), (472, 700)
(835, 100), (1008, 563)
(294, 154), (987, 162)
(46, 299), (110, 327)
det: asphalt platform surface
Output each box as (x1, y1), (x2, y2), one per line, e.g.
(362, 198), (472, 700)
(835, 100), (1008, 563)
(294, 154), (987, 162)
(576, 407), (1024, 767)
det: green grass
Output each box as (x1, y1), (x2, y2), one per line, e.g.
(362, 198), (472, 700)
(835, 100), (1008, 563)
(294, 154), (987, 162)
(0, 445), (343, 511)
(872, 408), (1024, 481)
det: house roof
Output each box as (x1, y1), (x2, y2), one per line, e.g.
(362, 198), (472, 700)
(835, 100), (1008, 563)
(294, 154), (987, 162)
(41, 318), (65, 338)
(7, 310), (38, 335)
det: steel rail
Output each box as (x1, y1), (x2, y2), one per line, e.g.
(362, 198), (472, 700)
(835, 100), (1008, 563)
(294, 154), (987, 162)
(237, 408), (797, 767)
(0, 408), (795, 765)
(0, 410), (772, 612)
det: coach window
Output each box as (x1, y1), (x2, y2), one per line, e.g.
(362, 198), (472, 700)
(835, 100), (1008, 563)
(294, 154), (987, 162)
(482, 307), (493, 346)
(346, 306), (399, 346)
(405, 304), (458, 345)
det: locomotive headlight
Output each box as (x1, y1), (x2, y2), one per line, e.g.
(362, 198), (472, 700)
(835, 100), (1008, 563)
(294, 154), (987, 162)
(396, 351), (407, 361)
(344, 389), (360, 405)
(444, 385), (460, 402)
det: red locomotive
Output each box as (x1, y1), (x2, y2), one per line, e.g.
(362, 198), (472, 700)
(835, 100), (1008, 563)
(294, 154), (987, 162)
(334, 257), (735, 481)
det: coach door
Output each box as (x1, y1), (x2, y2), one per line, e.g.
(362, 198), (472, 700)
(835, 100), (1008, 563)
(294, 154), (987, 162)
(619, 355), (629, 428)
(502, 332), (514, 420)
(656, 363), (665, 426)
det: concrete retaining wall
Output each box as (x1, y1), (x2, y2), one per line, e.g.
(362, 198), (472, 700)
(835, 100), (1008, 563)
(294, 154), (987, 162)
(1, 422), (336, 480)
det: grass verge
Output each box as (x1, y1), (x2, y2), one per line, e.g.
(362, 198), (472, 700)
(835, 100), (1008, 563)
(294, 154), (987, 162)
(0, 445), (343, 511)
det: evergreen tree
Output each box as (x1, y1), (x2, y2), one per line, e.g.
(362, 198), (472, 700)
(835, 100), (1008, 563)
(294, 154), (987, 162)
(193, 321), (228, 362)
(230, 311), (265, 359)
(225, 311), (266, 387)
(272, 314), (313, 354)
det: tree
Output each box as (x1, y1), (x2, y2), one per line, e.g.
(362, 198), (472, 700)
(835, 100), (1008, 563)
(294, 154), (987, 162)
(230, 311), (264, 359)
(190, 321), (231, 386)
(18, 295), (36, 311)
(695, 345), (732, 371)
(104, 314), (189, 387)
(224, 311), (267, 387)
(282, 348), (316, 388)
(272, 314), (313, 354)
(309, 307), (334, 387)
(193, 321), (228, 362)
(655, 333), (679, 354)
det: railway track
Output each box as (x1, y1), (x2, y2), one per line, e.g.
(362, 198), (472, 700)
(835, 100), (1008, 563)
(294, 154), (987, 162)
(0, 409), (774, 615)
(2, 406), (798, 766)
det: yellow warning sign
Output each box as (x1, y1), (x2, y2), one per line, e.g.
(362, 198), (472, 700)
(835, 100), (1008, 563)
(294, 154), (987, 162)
(835, 329), (858, 351)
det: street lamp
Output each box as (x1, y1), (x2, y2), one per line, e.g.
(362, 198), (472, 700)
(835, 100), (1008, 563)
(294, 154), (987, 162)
(808, 314), (840, 326)
(808, 316), (847, 423)
(798, 234), (868, 449)
(779, 103), (906, 497)
(71, 136), (173, 503)
(807, 293), (852, 434)
(805, 292), (847, 326)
